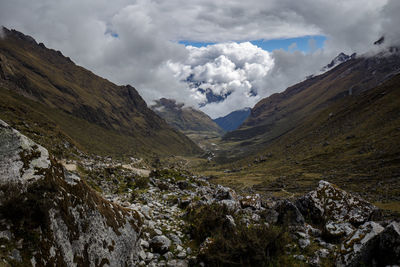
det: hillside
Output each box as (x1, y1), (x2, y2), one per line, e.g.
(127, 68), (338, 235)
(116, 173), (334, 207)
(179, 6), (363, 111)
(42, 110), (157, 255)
(214, 107), (251, 132)
(206, 51), (400, 209)
(151, 98), (224, 134)
(0, 28), (201, 157)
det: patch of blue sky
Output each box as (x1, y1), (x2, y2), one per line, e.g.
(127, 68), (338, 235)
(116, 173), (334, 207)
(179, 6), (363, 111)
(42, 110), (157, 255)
(179, 35), (326, 53)
(105, 29), (119, 38)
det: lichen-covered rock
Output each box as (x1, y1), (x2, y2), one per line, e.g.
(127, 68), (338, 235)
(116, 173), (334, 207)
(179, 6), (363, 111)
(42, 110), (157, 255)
(338, 221), (400, 266)
(325, 221), (355, 238)
(337, 221), (384, 266)
(240, 194), (262, 210)
(0, 120), (142, 266)
(296, 180), (379, 225)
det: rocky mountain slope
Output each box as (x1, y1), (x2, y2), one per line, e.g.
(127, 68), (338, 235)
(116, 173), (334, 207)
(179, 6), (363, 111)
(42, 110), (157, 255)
(0, 120), (142, 265)
(0, 28), (201, 157)
(209, 49), (400, 211)
(1, 121), (399, 266)
(213, 107), (251, 132)
(151, 98), (224, 135)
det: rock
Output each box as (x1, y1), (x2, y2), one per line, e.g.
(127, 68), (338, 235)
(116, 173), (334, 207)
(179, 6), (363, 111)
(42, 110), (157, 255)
(226, 215), (236, 227)
(316, 248), (329, 258)
(177, 251), (186, 259)
(146, 252), (154, 261)
(214, 185), (237, 201)
(0, 230), (12, 241)
(139, 250), (147, 260)
(264, 209), (279, 224)
(163, 251), (173, 260)
(219, 199), (240, 212)
(325, 221), (355, 238)
(0, 120), (142, 266)
(150, 235), (171, 254)
(168, 233), (182, 245)
(340, 221), (400, 266)
(9, 249), (22, 262)
(140, 239), (149, 248)
(296, 180), (379, 225)
(240, 194), (261, 210)
(337, 221), (384, 266)
(154, 228), (163, 235)
(298, 238), (310, 249)
(276, 200), (305, 226)
(167, 259), (188, 267)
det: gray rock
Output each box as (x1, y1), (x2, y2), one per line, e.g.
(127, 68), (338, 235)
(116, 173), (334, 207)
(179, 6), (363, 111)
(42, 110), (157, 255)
(296, 180), (380, 225)
(10, 249), (22, 262)
(299, 238), (310, 249)
(150, 235), (171, 254)
(168, 233), (182, 245)
(163, 252), (173, 260)
(167, 259), (188, 267)
(276, 200), (305, 226)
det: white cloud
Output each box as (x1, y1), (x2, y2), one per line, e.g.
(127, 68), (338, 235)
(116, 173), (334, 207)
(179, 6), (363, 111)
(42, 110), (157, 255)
(166, 42), (274, 117)
(0, 0), (399, 118)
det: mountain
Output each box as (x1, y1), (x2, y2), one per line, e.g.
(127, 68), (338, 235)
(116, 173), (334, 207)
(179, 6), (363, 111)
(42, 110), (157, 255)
(215, 49), (400, 204)
(213, 107), (251, 132)
(319, 52), (356, 74)
(151, 98), (224, 135)
(0, 28), (201, 157)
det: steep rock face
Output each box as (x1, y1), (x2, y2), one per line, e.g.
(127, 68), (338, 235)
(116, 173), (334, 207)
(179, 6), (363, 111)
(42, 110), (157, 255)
(0, 120), (142, 266)
(0, 28), (201, 156)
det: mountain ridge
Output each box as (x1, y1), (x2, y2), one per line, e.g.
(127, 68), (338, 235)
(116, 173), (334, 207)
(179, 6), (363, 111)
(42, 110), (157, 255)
(0, 27), (202, 157)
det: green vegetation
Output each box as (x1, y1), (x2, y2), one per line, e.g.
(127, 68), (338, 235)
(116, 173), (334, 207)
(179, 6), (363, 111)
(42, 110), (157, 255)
(185, 203), (296, 266)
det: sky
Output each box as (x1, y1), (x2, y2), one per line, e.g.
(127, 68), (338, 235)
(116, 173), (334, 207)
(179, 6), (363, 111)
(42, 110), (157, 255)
(0, 0), (399, 118)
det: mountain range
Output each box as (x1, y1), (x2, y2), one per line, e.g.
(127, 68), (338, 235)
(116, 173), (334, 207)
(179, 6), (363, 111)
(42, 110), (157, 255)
(0, 28), (201, 158)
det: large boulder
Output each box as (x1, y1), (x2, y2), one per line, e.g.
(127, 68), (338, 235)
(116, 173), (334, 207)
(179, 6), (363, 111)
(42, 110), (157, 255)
(296, 180), (379, 225)
(337, 221), (400, 266)
(0, 120), (142, 266)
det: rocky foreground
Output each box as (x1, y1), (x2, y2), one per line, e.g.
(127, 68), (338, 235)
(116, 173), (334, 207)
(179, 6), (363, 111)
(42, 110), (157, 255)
(0, 120), (399, 266)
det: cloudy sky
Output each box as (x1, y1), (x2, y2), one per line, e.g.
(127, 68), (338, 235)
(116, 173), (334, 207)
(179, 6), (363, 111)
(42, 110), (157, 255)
(1, 0), (398, 118)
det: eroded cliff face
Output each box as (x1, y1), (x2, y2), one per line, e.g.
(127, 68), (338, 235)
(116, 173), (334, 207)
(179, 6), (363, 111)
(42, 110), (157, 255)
(0, 120), (142, 266)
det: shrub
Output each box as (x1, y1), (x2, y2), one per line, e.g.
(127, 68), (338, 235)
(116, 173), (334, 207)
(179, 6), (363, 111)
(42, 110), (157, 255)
(185, 203), (290, 266)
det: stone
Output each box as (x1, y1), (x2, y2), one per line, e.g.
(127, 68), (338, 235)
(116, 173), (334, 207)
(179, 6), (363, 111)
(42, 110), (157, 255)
(177, 251), (186, 259)
(168, 233), (182, 245)
(296, 180), (379, 225)
(240, 194), (262, 210)
(325, 221), (355, 238)
(298, 238), (310, 249)
(214, 185), (237, 201)
(139, 250), (146, 260)
(163, 252), (173, 260)
(337, 221), (384, 266)
(150, 235), (171, 254)
(276, 200), (305, 226)
(226, 215), (236, 227)
(167, 259), (188, 267)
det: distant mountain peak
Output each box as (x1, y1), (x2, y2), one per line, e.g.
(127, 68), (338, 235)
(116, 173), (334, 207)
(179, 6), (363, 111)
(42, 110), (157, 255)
(213, 108), (251, 132)
(320, 52), (356, 73)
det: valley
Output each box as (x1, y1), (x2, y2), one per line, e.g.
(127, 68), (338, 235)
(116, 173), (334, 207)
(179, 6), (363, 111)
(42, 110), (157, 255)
(0, 27), (399, 266)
